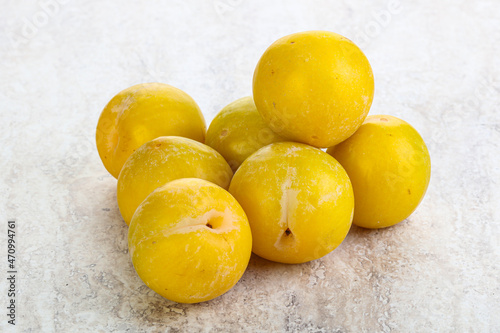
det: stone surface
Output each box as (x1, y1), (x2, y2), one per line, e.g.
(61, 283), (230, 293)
(0, 0), (499, 332)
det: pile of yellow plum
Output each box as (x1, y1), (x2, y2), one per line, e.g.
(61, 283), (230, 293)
(95, 31), (431, 304)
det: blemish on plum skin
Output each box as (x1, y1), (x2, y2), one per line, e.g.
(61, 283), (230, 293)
(273, 102), (276, 108)
(290, 41), (295, 44)
(285, 228), (292, 236)
(206, 223), (213, 229)
(152, 241), (157, 244)
(407, 189), (411, 194)
(271, 69), (275, 75)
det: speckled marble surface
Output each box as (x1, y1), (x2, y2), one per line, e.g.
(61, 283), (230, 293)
(1, 0), (499, 332)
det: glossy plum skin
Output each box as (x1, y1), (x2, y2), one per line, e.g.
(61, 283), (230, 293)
(206, 96), (285, 172)
(229, 142), (354, 264)
(327, 115), (431, 229)
(128, 178), (252, 303)
(117, 136), (232, 225)
(96, 83), (206, 178)
(253, 31), (374, 148)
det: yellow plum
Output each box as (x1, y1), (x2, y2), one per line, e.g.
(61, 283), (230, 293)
(327, 115), (431, 228)
(128, 178), (252, 303)
(117, 136), (232, 225)
(96, 83), (206, 178)
(206, 96), (285, 171)
(253, 31), (374, 148)
(229, 142), (354, 264)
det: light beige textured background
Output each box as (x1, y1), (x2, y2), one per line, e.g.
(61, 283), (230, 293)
(1, 0), (499, 332)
